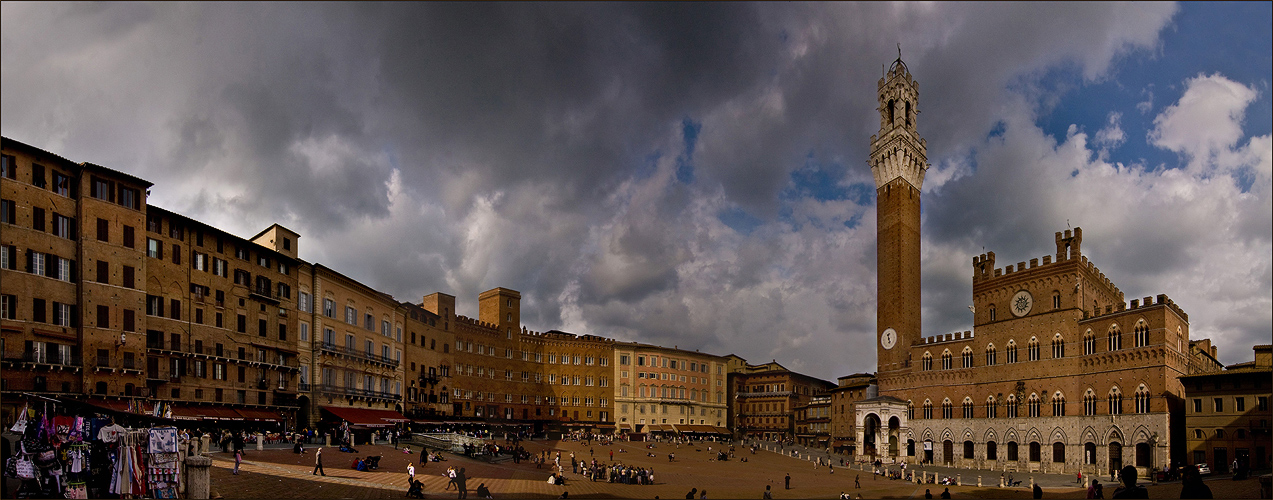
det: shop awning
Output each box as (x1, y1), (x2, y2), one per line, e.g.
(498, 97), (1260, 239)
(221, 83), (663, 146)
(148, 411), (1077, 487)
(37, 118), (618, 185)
(83, 399), (131, 412)
(235, 408), (283, 422)
(169, 406), (204, 421)
(322, 406), (408, 427)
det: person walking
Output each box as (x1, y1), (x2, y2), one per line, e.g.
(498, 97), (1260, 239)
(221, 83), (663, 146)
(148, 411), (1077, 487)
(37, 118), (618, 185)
(855, 474), (861, 489)
(762, 485), (773, 499)
(785, 473), (791, 489)
(313, 447), (326, 476)
(408, 462), (416, 485)
(233, 448), (243, 475)
(446, 466), (458, 490)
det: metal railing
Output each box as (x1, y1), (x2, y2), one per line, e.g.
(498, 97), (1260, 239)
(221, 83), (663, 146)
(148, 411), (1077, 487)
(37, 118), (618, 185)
(318, 342), (400, 368)
(2, 350), (83, 367)
(312, 383), (400, 401)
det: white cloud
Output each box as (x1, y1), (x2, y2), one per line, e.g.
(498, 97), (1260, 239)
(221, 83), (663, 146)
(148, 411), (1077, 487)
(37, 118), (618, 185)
(1094, 111), (1126, 149)
(1149, 74), (1260, 169)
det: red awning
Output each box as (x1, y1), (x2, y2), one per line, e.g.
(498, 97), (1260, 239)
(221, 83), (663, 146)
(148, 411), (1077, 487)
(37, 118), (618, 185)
(322, 406), (408, 427)
(83, 399), (131, 412)
(235, 408), (283, 422)
(196, 407), (245, 420)
(170, 406), (204, 421)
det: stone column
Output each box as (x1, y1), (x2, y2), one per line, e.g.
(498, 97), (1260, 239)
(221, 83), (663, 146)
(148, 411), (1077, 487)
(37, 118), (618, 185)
(256, 433), (264, 451)
(325, 434), (331, 446)
(977, 476), (982, 487)
(956, 474), (961, 486)
(185, 455), (213, 500)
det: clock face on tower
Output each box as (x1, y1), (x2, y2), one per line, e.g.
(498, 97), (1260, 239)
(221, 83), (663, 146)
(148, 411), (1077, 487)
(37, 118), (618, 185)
(881, 328), (898, 350)
(1011, 290), (1033, 317)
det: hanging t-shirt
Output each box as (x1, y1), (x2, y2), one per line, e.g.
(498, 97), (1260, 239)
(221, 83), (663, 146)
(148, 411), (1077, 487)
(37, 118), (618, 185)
(98, 424), (126, 443)
(149, 427), (178, 453)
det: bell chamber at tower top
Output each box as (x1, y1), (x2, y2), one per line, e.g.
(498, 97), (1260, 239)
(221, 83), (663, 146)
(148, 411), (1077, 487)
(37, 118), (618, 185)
(870, 57), (929, 190)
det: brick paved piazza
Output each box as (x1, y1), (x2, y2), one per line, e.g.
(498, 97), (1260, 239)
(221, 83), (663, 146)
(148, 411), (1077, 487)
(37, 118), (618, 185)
(207, 439), (1263, 499)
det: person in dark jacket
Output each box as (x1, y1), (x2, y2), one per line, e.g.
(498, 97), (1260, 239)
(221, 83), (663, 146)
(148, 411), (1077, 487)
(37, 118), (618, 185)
(1179, 465), (1213, 499)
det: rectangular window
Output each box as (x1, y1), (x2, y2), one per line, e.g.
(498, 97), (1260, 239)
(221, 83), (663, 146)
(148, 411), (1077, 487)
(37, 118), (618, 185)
(122, 265), (135, 288)
(52, 214), (76, 238)
(346, 306), (357, 325)
(323, 299), (336, 318)
(237, 314), (246, 333)
(298, 292), (311, 312)
(123, 225), (135, 248)
(1, 294), (15, 320)
(0, 199), (13, 224)
(1236, 397), (1245, 412)
(170, 299), (180, 320)
(0, 245), (12, 270)
(0, 155), (14, 179)
(53, 172), (71, 197)
(193, 252), (206, 271)
(147, 238), (162, 259)
(92, 177), (114, 201)
(123, 309), (135, 332)
(32, 207), (45, 231)
(52, 302), (73, 327)
(31, 164), (46, 188)
(119, 187), (139, 210)
(171, 244), (181, 264)
(300, 322), (309, 341)
(97, 305), (110, 328)
(1214, 398), (1223, 412)
(96, 218), (109, 242)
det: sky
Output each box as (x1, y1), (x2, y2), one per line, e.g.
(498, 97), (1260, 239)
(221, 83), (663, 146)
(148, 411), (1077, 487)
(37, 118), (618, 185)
(3, 3), (1270, 380)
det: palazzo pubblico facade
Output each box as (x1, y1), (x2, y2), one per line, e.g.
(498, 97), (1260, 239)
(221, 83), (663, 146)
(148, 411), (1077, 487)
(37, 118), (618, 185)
(852, 56), (1210, 477)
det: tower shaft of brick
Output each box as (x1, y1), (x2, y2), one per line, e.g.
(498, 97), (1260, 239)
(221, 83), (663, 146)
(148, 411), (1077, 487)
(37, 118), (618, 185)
(870, 57), (928, 385)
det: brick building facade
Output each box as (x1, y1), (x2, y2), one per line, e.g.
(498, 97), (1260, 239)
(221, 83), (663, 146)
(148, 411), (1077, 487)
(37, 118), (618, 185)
(851, 57), (1217, 479)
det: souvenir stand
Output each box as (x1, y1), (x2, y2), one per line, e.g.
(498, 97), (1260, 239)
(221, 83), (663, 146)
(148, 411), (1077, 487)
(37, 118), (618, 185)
(2, 395), (189, 499)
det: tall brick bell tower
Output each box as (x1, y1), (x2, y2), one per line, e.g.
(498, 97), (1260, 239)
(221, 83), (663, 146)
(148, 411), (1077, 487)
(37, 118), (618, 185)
(870, 55), (927, 390)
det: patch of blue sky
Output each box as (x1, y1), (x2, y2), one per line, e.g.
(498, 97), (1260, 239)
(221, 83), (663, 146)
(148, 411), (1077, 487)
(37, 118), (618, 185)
(782, 154), (851, 202)
(718, 205), (763, 235)
(675, 118), (701, 184)
(1036, 2), (1271, 174)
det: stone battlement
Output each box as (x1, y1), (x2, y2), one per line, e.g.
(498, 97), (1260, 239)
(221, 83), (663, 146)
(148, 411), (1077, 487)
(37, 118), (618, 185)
(1084, 293), (1189, 322)
(919, 330), (975, 346)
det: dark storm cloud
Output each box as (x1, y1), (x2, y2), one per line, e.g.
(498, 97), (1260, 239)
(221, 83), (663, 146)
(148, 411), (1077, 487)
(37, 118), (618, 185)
(5, 2), (1267, 376)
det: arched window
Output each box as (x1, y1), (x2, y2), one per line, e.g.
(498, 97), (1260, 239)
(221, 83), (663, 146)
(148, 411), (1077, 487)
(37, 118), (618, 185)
(942, 398), (953, 419)
(907, 401), (914, 420)
(941, 350), (952, 370)
(1108, 387), (1123, 415)
(1108, 325), (1122, 351)
(985, 395), (998, 418)
(1134, 320), (1149, 347)
(1006, 394), (1019, 418)
(922, 352), (933, 371)
(1053, 442), (1066, 463)
(989, 305), (996, 322)
(1052, 333), (1065, 358)
(962, 347), (974, 368)
(1135, 385), (1151, 413)
(963, 397), (975, 418)
(1052, 391), (1066, 416)
(1006, 340), (1018, 363)
(1028, 394), (1041, 418)
(905, 100), (912, 127)
(923, 400), (933, 419)
(1084, 389), (1097, 416)
(985, 344), (997, 366)
(1028, 337), (1040, 361)
(1083, 329), (1096, 355)
(1052, 291), (1061, 310)
(887, 98), (895, 125)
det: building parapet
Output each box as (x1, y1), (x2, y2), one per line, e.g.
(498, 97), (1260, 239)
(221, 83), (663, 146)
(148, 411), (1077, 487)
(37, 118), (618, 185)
(919, 331), (975, 345)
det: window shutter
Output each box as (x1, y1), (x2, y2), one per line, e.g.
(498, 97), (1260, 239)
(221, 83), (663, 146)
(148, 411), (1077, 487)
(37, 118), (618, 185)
(46, 255), (58, 278)
(68, 218), (77, 240)
(25, 249), (33, 273)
